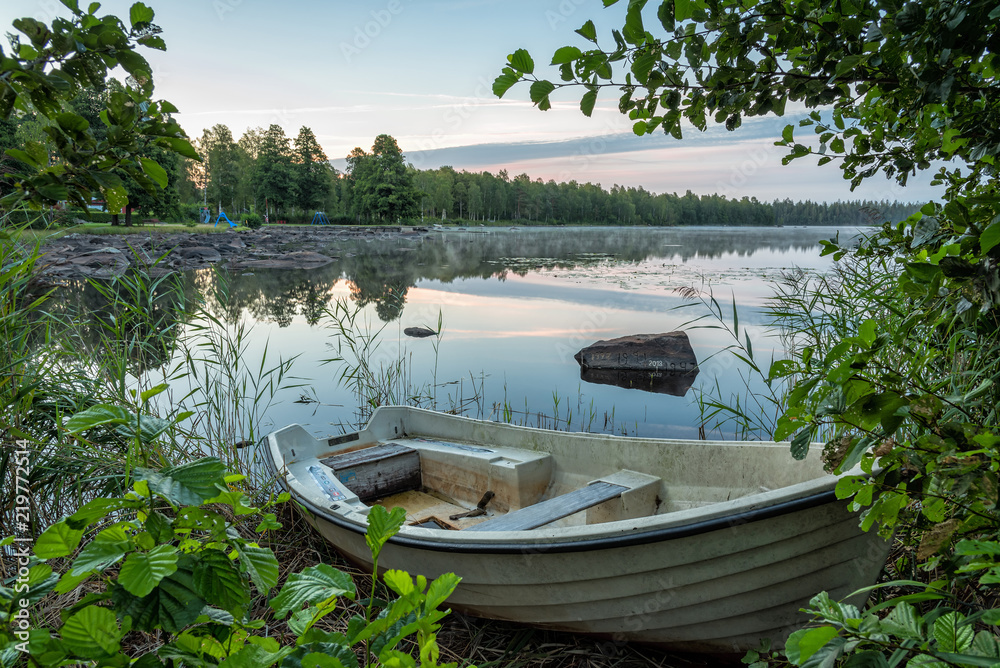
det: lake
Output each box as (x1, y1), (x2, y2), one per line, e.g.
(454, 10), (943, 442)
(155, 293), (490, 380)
(55, 225), (860, 442)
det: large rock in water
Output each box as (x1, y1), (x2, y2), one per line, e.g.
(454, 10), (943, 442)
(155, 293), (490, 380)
(574, 331), (698, 372)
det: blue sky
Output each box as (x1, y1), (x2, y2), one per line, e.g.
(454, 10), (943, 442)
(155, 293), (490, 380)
(1, 0), (942, 202)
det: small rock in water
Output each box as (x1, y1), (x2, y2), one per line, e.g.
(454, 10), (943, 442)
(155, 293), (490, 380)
(404, 326), (437, 338)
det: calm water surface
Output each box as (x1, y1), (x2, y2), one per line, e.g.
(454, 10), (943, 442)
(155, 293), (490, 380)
(180, 225), (859, 440)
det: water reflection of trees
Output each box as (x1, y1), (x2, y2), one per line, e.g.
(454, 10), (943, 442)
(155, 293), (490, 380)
(50, 226), (846, 329)
(42, 271), (197, 376)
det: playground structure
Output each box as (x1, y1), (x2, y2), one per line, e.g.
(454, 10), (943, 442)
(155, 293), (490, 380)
(311, 211), (330, 225)
(200, 207), (211, 224)
(215, 212), (238, 228)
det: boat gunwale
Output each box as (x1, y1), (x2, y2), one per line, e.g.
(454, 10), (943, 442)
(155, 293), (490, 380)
(271, 444), (840, 555)
(263, 406), (859, 555)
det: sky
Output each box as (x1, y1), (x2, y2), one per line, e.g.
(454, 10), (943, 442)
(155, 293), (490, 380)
(0, 0), (942, 203)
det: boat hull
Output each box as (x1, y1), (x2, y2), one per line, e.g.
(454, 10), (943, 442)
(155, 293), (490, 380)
(295, 487), (887, 652)
(265, 407), (890, 652)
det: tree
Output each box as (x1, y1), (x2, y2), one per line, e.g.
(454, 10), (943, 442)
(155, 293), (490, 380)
(200, 124), (241, 213)
(497, 2), (1000, 665)
(256, 124), (294, 218)
(346, 134), (419, 223)
(495, 0), (998, 193)
(292, 126), (332, 213)
(0, 2), (197, 212)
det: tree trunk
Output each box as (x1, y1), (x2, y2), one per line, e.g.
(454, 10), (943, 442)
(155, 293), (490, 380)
(111, 213), (119, 226)
(125, 206), (133, 227)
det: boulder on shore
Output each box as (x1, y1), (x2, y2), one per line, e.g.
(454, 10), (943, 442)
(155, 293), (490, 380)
(574, 331), (698, 372)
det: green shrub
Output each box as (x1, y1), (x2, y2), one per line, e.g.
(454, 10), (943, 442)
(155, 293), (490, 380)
(0, 401), (460, 667)
(329, 213), (357, 226)
(241, 212), (263, 229)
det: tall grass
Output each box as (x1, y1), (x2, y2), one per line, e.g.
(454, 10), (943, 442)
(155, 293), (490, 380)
(679, 238), (913, 443)
(1, 232), (305, 531)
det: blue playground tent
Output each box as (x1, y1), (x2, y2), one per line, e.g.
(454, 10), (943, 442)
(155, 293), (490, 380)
(311, 212), (330, 225)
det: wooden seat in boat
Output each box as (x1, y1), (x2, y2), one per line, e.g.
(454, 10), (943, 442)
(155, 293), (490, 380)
(320, 442), (421, 501)
(465, 481), (627, 532)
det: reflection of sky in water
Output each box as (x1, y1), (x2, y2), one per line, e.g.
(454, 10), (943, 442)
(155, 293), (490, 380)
(219, 226), (857, 441)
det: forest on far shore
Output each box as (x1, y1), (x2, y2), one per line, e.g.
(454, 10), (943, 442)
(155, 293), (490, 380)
(0, 96), (919, 228)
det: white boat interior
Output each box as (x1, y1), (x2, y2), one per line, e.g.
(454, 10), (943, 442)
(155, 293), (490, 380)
(271, 407), (833, 534)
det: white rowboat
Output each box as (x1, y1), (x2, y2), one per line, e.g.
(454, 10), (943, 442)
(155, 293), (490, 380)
(262, 406), (888, 653)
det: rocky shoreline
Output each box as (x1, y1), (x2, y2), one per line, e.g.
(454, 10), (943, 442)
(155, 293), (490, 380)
(31, 226), (430, 279)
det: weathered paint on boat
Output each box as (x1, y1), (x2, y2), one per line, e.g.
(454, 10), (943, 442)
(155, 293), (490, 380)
(262, 406), (889, 653)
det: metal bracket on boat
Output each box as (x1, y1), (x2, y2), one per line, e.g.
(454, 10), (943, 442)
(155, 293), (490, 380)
(450, 490), (495, 520)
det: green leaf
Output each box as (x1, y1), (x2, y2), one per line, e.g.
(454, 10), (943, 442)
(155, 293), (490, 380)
(236, 543), (279, 592)
(138, 457), (227, 506)
(934, 612), (973, 652)
(35, 521), (84, 558)
(970, 630), (1000, 659)
(981, 220), (1000, 253)
(119, 544), (179, 597)
(270, 564), (356, 618)
(880, 601), (922, 639)
(942, 128), (969, 155)
(576, 20), (598, 42)
(790, 428), (812, 460)
(366, 505), (406, 561)
(529, 80), (555, 106)
(383, 569), (417, 597)
(137, 35), (167, 50)
(580, 89), (597, 117)
(193, 550), (250, 616)
(60, 606), (122, 659)
(54, 571), (94, 599)
(103, 184), (129, 214)
(55, 112), (89, 133)
(858, 319), (876, 347)
(140, 383), (169, 403)
(835, 476), (867, 500)
(111, 555), (206, 633)
(144, 511), (174, 543)
(129, 2), (155, 27)
(157, 136), (201, 161)
(65, 404), (131, 433)
(785, 626), (839, 663)
(674, 0), (693, 22)
(67, 497), (141, 529)
(509, 48), (534, 74)
(551, 46), (582, 65)
(71, 539), (131, 575)
(139, 157), (168, 189)
(492, 71), (519, 98)
(17, 564), (59, 604)
(424, 572), (460, 611)
(843, 652), (889, 667)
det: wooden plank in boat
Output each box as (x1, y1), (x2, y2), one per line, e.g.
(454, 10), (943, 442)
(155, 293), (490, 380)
(467, 481), (627, 532)
(320, 443), (420, 501)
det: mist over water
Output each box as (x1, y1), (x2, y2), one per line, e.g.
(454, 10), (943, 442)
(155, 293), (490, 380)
(55, 225), (864, 440)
